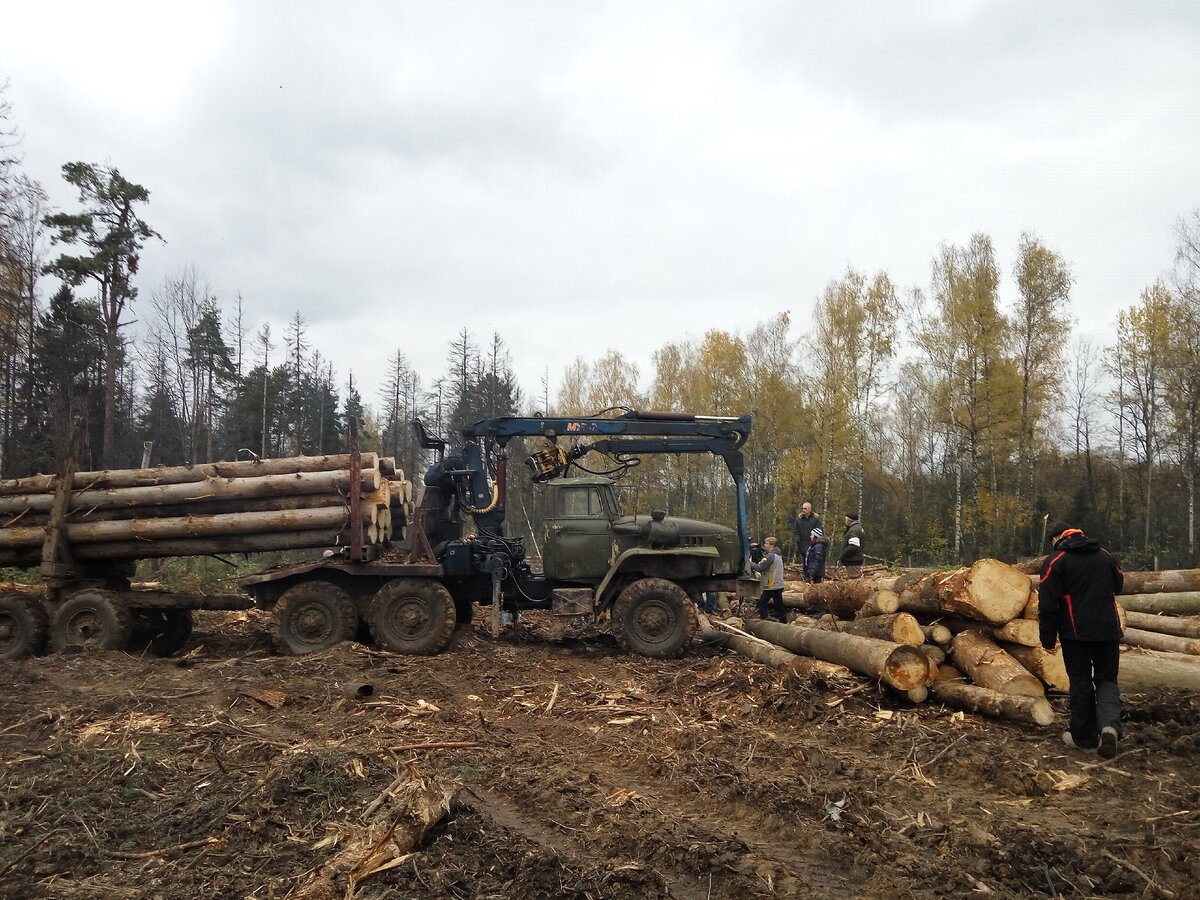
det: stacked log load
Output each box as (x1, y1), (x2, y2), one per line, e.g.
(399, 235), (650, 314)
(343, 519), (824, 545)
(0, 453), (415, 565)
(702, 559), (1200, 726)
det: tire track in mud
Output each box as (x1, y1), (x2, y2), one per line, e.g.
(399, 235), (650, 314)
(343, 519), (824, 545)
(467, 694), (868, 897)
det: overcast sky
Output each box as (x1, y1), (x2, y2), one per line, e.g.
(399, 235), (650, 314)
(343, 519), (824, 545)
(5, 1), (1199, 409)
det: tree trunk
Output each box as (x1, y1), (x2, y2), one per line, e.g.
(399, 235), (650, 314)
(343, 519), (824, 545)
(698, 619), (850, 678)
(990, 618), (1041, 648)
(1123, 611), (1200, 638)
(0, 506), (375, 549)
(1121, 628), (1200, 656)
(1120, 570), (1200, 595)
(0, 452), (381, 495)
(1001, 643), (1069, 692)
(923, 624), (952, 645)
(0, 468), (382, 514)
(743, 618), (929, 691)
(948, 630), (1044, 697)
(1117, 591), (1200, 614)
(929, 680), (1054, 726)
(1118, 649), (1200, 691)
(816, 613), (924, 646)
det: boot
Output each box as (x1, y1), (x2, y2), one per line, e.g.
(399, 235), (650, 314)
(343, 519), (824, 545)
(1099, 726), (1119, 759)
(1062, 731), (1097, 753)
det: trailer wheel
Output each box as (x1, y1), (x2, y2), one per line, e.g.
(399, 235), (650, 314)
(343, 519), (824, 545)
(273, 581), (358, 655)
(130, 609), (194, 657)
(368, 579), (455, 655)
(0, 592), (49, 661)
(50, 590), (134, 653)
(612, 578), (698, 659)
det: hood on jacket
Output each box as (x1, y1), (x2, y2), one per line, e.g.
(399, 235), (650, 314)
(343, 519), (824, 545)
(1054, 532), (1102, 553)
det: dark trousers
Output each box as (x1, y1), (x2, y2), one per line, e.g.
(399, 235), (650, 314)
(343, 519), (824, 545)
(757, 588), (786, 622)
(1060, 639), (1122, 747)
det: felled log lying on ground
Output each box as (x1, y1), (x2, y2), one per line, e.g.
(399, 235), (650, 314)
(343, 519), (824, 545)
(813, 612), (925, 646)
(948, 630), (1044, 697)
(698, 617), (851, 678)
(1002, 643), (1069, 692)
(1121, 628), (1200, 656)
(1116, 592), (1200, 615)
(743, 618), (929, 691)
(929, 679), (1054, 726)
(1124, 611), (1200, 638)
(1118, 649), (1200, 691)
(894, 559), (1031, 624)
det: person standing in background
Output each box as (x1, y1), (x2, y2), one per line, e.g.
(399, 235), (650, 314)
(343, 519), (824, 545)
(792, 502), (823, 565)
(839, 511), (864, 574)
(805, 526), (829, 584)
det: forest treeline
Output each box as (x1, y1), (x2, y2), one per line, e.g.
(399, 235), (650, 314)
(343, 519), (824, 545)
(2, 85), (1200, 569)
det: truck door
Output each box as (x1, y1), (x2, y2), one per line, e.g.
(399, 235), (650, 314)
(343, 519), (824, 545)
(542, 484), (613, 582)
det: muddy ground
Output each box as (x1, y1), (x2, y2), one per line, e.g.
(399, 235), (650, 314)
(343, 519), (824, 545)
(1, 606), (1198, 900)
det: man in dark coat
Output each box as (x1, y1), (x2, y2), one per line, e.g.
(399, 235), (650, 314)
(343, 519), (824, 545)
(791, 502), (822, 564)
(839, 511), (864, 571)
(1039, 521), (1125, 758)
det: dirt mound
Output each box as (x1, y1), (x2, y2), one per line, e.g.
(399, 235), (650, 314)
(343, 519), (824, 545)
(1, 610), (1196, 898)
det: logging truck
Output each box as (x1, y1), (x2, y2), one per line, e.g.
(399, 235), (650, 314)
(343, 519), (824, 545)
(0, 411), (759, 662)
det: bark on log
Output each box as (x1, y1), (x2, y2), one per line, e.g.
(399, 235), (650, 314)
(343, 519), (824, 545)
(818, 613), (924, 646)
(918, 644), (946, 666)
(0, 453), (381, 495)
(0, 529), (359, 563)
(1118, 648), (1200, 692)
(0, 507), (376, 549)
(796, 574), (917, 617)
(1002, 643), (1069, 692)
(923, 624), (952, 646)
(990, 618), (1042, 648)
(948, 630), (1044, 697)
(930, 680), (1055, 726)
(1120, 569), (1200, 595)
(0, 468), (380, 515)
(1124, 611), (1200, 638)
(698, 620), (851, 678)
(7, 494), (363, 526)
(1121, 627), (1200, 656)
(743, 618), (929, 691)
(1117, 592), (1200, 615)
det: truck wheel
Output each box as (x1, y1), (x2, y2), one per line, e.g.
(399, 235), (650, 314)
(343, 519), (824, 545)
(0, 593), (49, 661)
(130, 609), (194, 657)
(50, 590), (133, 653)
(612, 578), (698, 659)
(273, 581), (358, 655)
(368, 579), (455, 655)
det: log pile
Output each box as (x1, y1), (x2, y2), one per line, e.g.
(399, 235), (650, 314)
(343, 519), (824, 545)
(710, 558), (1200, 727)
(0, 453), (415, 566)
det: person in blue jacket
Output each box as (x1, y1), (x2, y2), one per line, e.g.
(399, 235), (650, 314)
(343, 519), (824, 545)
(804, 526), (829, 584)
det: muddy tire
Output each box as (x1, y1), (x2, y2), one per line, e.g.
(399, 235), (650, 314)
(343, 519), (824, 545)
(0, 593), (49, 661)
(50, 590), (133, 653)
(612, 577), (698, 659)
(129, 609), (194, 657)
(368, 579), (455, 655)
(273, 581), (358, 655)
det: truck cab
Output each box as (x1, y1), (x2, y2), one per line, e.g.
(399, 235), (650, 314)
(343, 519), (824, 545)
(541, 475), (743, 592)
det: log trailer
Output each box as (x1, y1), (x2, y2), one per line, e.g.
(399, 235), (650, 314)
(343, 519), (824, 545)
(0, 410), (756, 662)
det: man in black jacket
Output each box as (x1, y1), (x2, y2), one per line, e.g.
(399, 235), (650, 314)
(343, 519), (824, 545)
(791, 503), (822, 565)
(839, 511), (864, 573)
(1039, 522), (1125, 758)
